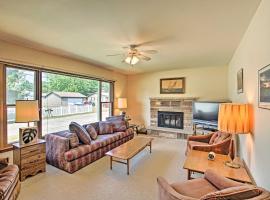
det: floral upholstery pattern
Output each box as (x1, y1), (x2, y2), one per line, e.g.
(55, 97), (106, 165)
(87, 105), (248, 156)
(69, 122), (91, 144)
(46, 126), (134, 173)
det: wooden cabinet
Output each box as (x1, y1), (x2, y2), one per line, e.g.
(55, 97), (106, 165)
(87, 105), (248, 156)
(13, 139), (46, 181)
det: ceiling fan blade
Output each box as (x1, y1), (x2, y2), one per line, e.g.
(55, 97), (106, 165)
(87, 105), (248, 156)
(106, 54), (123, 56)
(138, 54), (151, 61)
(136, 36), (173, 47)
(140, 50), (158, 54)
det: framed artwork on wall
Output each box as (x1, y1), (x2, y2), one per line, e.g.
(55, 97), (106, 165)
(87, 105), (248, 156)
(160, 77), (185, 94)
(237, 68), (244, 94)
(258, 64), (270, 110)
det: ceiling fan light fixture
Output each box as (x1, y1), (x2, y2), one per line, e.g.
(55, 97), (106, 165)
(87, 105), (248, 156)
(125, 55), (139, 65)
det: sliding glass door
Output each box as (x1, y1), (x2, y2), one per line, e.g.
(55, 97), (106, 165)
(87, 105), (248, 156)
(41, 72), (100, 135)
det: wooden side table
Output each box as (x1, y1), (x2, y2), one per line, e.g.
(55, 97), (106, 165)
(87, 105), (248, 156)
(183, 150), (253, 184)
(13, 139), (46, 181)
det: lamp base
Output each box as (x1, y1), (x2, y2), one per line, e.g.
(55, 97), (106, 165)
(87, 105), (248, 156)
(224, 161), (241, 169)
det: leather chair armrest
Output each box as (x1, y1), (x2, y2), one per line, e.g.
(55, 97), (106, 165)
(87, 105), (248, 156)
(187, 133), (214, 144)
(204, 169), (243, 190)
(157, 177), (197, 200)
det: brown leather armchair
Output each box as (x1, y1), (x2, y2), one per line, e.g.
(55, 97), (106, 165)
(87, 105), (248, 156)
(0, 157), (20, 200)
(185, 131), (232, 155)
(157, 169), (270, 200)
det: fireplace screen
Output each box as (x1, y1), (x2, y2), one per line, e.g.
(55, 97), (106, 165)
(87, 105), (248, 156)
(158, 111), (184, 129)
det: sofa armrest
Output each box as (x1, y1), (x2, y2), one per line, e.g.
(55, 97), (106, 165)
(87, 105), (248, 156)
(187, 133), (213, 144)
(192, 137), (232, 155)
(204, 169), (243, 190)
(157, 177), (197, 200)
(45, 134), (70, 169)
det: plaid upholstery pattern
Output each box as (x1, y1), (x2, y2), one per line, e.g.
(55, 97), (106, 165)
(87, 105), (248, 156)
(55, 131), (80, 148)
(64, 141), (102, 162)
(46, 127), (134, 173)
(99, 121), (114, 135)
(84, 124), (98, 140)
(69, 122), (91, 144)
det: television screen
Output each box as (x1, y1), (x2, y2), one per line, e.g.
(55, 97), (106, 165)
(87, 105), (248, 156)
(193, 102), (220, 125)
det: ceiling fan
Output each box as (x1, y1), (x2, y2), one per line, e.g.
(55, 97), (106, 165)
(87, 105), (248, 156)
(107, 44), (158, 66)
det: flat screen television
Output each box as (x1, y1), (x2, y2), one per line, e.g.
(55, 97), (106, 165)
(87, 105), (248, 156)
(193, 101), (223, 126)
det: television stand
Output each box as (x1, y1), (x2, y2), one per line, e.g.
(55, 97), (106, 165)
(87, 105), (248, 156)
(193, 122), (218, 135)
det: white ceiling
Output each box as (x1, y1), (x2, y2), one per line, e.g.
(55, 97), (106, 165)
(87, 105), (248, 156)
(0, 0), (261, 74)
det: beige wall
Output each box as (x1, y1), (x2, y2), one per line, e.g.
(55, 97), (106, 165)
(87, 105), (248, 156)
(0, 40), (128, 113)
(127, 66), (228, 126)
(228, 0), (270, 189)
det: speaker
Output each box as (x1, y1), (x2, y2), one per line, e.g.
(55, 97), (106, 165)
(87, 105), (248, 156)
(19, 127), (38, 145)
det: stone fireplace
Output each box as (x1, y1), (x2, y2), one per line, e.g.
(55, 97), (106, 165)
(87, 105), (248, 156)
(148, 97), (197, 139)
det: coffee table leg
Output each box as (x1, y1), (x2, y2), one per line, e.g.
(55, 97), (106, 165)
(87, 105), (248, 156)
(187, 170), (191, 180)
(110, 156), (112, 170)
(127, 159), (130, 175)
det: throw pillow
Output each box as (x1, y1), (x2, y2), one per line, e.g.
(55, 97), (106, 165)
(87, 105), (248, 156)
(99, 121), (114, 135)
(69, 122), (91, 144)
(111, 120), (127, 132)
(85, 124), (98, 140)
(56, 131), (80, 148)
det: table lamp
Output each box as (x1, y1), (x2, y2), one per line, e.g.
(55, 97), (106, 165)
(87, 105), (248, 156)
(218, 103), (250, 168)
(118, 98), (127, 116)
(16, 100), (40, 145)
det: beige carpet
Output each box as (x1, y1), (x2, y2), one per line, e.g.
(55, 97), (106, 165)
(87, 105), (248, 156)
(18, 136), (188, 200)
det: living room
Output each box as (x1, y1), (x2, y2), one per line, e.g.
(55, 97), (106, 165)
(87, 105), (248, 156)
(0, 0), (270, 200)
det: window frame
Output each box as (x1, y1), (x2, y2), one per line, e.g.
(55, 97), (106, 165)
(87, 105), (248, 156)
(1, 62), (115, 147)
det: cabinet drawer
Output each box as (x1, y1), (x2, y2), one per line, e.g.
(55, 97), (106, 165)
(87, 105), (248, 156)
(21, 154), (45, 169)
(21, 144), (45, 158)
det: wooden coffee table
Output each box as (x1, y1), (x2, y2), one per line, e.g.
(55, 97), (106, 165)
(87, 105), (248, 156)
(183, 150), (253, 184)
(105, 137), (153, 175)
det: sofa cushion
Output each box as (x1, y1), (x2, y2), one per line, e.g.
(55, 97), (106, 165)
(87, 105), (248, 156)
(201, 185), (263, 200)
(64, 141), (102, 162)
(95, 134), (120, 147)
(171, 178), (218, 199)
(55, 131), (80, 148)
(69, 122), (91, 145)
(99, 121), (114, 135)
(0, 165), (19, 199)
(111, 120), (127, 132)
(114, 131), (132, 139)
(84, 125), (98, 140)
(209, 131), (230, 145)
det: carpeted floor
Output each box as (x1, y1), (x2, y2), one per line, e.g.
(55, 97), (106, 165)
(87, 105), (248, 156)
(18, 136), (188, 200)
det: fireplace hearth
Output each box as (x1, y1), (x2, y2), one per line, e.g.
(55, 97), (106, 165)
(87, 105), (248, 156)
(158, 111), (184, 129)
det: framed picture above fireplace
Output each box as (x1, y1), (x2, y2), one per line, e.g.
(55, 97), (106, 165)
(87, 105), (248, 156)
(160, 77), (185, 94)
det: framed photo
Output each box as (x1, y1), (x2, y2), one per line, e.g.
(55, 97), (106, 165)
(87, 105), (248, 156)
(237, 68), (244, 94)
(258, 64), (270, 110)
(160, 77), (185, 94)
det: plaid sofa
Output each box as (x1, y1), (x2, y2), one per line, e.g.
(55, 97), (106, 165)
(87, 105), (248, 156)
(45, 122), (134, 173)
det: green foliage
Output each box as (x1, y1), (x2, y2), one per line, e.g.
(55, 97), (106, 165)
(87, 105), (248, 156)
(7, 68), (34, 103)
(42, 73), (100, 96)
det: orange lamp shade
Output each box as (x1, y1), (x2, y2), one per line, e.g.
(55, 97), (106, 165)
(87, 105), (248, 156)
(218, 103), (250, 134)
(118, 98), (127, 109)
(15, 100), (40, 123)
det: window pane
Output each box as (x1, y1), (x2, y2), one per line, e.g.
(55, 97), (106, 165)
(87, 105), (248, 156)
(101, 103), (112, 121)
(101, 82), (111, 102)
(6, 67), (36, 143)
(42, 72), (100, 135)
(7, 107), (35, 143)
(6, 67), (35, 105)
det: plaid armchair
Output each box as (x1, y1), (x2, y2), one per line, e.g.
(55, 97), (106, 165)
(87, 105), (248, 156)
(185, 131), (232, 155)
